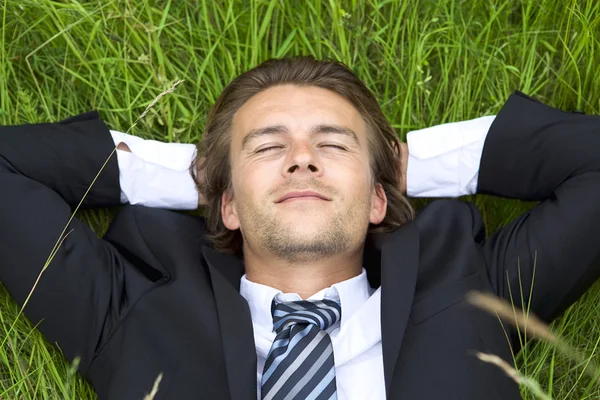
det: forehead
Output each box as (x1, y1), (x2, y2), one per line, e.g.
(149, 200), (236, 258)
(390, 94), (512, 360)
(231, 85), (367, 142)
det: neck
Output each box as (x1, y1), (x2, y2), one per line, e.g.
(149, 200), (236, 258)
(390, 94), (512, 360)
(243, 245), (364, 299)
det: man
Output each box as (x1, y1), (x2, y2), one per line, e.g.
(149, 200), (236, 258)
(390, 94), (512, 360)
(1, 55), (599, 400)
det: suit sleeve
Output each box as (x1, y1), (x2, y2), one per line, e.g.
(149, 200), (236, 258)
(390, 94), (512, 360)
(475, 91), (600, 323)
(0, 112), (146, 373)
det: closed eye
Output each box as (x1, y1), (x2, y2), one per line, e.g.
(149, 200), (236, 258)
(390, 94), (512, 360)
(321, 144), (346, 150)
(255, 146), (284, 154)
(256, 144), (345, 153)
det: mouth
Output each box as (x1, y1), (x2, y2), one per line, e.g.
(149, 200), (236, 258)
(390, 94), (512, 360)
(275, 191), (331, 203)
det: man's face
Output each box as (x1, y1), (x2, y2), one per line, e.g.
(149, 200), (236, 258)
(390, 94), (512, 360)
(221, 85), (387, 263)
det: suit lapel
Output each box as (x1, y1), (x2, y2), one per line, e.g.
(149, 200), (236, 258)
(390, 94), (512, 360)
(202, 246), (257, 400)
(379, 221), (419, 396)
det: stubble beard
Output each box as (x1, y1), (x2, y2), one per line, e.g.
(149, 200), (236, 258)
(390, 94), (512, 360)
(239, 197), (371, 264)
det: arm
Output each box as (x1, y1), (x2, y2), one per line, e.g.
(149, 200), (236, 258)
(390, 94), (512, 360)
(476, 91), (600, 323)
(0, 113), (152, 373)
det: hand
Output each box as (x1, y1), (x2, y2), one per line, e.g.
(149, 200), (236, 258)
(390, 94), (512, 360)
(196, 157), (207, 207)
(116, 142), (131, 152)
(399, 142), (408, 195)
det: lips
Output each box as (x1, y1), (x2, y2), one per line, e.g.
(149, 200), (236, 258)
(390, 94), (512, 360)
(275, 191), (331, 203)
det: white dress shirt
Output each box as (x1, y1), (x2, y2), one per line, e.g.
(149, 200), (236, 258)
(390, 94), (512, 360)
(108, 115), (495, 399)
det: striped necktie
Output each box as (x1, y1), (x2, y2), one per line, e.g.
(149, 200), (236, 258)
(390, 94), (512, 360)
(260, 299), (342, 400)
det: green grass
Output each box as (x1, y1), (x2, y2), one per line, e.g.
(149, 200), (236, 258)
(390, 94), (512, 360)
(1, 0), (600, 398)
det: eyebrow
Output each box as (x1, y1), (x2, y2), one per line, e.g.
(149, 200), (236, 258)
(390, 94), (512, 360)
(241, 124), (360, 150)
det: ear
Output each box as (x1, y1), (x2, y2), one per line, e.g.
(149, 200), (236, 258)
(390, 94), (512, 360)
(221, 189), (240, 230)
(369, 183), (387, 225)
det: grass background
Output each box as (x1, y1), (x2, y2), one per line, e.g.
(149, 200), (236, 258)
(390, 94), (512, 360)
(1, 0), (600, 398)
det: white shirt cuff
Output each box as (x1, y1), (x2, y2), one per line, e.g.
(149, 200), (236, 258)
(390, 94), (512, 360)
(110, 130), (199, 210)
(406, 115), (495, 197)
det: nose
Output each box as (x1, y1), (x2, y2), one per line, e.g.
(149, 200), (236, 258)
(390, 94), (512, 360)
(283, 142), (323, 177)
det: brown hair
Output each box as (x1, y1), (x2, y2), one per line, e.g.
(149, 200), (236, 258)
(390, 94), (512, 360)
(190, 55), (414, 257)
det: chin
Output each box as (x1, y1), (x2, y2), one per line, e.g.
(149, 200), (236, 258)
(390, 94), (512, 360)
(289, 224), (328, 236)
(279, 206), (331, 217)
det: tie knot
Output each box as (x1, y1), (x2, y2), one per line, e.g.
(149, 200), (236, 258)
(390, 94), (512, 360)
(271, 299), (342, 334)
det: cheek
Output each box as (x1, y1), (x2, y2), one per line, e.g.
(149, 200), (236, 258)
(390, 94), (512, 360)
(233, 165), (273, 205)
(331, 161), (371, 192)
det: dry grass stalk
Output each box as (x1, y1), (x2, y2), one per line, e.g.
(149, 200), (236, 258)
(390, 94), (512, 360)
(125, 79), (185, 137)
(476, 352), (552, 400)
(466, 291), (557, 343)
(133, 79), (185, 126)
(1, 78), (185, 349)
(467, 290), (600, 384)
(9, 79), (185, 321)
(1, 76), (184, 389)
(143, 373), (163, 400)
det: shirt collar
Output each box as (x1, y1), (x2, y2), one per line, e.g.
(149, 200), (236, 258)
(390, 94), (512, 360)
(239, 268), (373, 331)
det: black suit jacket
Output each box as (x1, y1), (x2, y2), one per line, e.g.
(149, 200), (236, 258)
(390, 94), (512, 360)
(1, 92), (600, 399)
